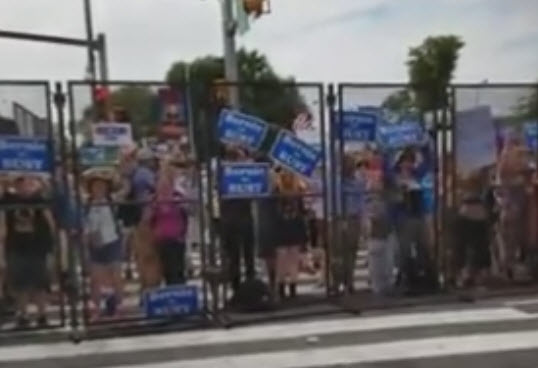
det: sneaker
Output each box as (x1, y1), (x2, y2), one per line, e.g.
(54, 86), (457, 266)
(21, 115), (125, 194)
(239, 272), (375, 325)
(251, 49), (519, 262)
(36, 315), (48, 328)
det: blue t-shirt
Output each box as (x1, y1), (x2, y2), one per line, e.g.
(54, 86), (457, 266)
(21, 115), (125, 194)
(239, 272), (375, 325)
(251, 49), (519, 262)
(131, 166), (156, 202)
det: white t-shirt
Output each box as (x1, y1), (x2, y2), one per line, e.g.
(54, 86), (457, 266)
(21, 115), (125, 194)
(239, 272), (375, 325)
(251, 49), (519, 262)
(86, 204), (119, 246)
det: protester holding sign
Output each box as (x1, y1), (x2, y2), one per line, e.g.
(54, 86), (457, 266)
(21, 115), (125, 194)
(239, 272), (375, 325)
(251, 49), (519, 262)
(219, 147), (256, 295)
(389, 148), (437, 293)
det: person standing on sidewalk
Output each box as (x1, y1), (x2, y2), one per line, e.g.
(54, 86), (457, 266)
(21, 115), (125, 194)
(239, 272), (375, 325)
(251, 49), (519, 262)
(0, 175), (55, 328)
(335, 155), (367, 294)
(274, 169), (308, 300)
(219, 147), (255, 295)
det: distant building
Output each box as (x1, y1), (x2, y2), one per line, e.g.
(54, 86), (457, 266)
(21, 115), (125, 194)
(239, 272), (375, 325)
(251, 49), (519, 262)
(13, 102), (48, 137)
(0, 115), (19, 135)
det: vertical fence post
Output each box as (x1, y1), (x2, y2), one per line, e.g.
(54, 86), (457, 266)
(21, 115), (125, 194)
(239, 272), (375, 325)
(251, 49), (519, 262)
(439, 87), (449, 289)
(534, 84), (538, 258)
(205, 88), (220, 315)
(327, 84), (337, 294)
(53, 82), (80, 338)
(185, 82), (210, 317)
(433, 88), (441, 287)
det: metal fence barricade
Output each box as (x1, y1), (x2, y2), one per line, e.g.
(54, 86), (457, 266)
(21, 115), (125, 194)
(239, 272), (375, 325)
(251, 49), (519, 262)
(201, 81), (348, 326)
(64, 81), (213, 339)
(452, 83), (538, 298)
(0, 81), (68, 335)
(335, 83), (452, 310)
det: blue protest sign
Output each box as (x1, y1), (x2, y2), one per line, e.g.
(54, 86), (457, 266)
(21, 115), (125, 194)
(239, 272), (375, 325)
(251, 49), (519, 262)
(218, 109), (269, 150)
(377, 121), (425, 149)
(524, 121), (538, 151)
(359, 106), (383, 117)
(270, 131), (321, 177)
(143, 285), (198, 319)
(0, 136), (51, 172)
(219, 162), (270, 198)
(335, 111), (377, 141)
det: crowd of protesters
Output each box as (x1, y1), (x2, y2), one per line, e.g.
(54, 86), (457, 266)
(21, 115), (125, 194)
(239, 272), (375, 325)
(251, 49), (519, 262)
(1, 99), (537, 329)
(451, 131), (538, 290)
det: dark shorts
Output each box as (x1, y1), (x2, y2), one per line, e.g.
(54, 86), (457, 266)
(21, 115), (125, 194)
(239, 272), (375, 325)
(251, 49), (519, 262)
(7, 252), (49, 292)
(156, 239), (186, 285)
(89, 240), (123, 265)
(456, 218), (491, 270)
(279, 218), (308, 246)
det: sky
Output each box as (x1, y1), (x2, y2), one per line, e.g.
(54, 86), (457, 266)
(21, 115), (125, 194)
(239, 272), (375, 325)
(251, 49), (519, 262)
(0, 0), (537, 84)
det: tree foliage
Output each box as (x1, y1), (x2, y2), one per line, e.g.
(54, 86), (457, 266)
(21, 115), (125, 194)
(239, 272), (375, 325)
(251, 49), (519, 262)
(381, 35), (464, 126)
(406, 35), (464, 113)
(513, 86), (538, 121)
(381, 89), (416, 119)
(107, 86), (158, 138)
(166, 48), (304, 127)
(166, 48), (306, 158)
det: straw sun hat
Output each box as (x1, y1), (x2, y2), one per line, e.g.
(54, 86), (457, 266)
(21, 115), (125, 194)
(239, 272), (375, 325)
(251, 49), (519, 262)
(81, 167), (120, 190)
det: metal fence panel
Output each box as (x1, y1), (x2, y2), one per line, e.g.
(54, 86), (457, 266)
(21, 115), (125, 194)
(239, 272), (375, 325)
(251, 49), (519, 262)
(201, 81), (343, 325)
(452, 84), (538, 291)
(0, 81), (67, 333)
(336, 84), (445, 302)
(65, 81), (212, 337)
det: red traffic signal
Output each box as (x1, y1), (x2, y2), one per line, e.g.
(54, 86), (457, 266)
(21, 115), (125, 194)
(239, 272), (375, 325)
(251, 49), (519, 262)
(94, 86), (110, 102)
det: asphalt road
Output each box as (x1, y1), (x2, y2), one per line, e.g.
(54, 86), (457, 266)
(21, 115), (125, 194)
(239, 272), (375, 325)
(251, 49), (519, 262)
(2, 297), (538, 367)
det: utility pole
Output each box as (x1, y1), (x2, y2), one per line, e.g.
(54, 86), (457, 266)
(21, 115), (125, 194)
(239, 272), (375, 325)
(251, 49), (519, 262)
(83, 0), (97, 81)
(220, 0), (240, 108)
(96, 33), (109, 82)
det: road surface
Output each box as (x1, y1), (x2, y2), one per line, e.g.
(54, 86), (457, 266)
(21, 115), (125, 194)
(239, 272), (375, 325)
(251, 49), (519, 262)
(2, 297), (538, 367)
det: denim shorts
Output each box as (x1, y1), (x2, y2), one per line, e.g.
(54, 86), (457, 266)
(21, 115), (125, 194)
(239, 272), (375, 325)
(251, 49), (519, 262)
(89, 240), (123, 265)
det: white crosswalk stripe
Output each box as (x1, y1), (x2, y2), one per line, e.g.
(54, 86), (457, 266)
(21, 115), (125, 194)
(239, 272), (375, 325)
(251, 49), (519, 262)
(2, 306), (538, 367)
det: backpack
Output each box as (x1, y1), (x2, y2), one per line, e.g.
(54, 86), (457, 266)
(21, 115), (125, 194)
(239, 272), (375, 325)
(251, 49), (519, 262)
(152, 202), (188, 241)
(229, 279), (274, 312)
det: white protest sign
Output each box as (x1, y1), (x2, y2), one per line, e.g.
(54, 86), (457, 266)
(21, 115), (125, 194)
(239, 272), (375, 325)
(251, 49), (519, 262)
(91, 122), (133, 146)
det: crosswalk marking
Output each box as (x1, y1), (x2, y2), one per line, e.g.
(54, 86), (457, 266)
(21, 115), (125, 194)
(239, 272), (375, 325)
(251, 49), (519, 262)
(0, 307), (532, 362)
(105, 330), (538, 368)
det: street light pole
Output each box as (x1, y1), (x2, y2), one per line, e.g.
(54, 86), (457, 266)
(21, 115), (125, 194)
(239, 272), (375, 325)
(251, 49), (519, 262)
(83, 0), (97, 81)
(96, 33), (109, 82)
(220, 0), (240, 108)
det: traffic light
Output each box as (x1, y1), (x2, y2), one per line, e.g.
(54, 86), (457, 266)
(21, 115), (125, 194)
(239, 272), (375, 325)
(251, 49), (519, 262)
(94, 86), (109, 102)
(93, 86), (110, 121)
(243, 0), (269, 17)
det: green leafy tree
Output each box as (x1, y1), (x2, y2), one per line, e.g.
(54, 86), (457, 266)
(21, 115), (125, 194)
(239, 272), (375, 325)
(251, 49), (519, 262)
(513, 85), (538, 120)
(107, 86), (158, 138)
(407, 35), (464, 120)
(381, 89), (417, 120)
(80, 85), (158, 141)
(166, 48), (306, 158)
(381, 36), (464, 126)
